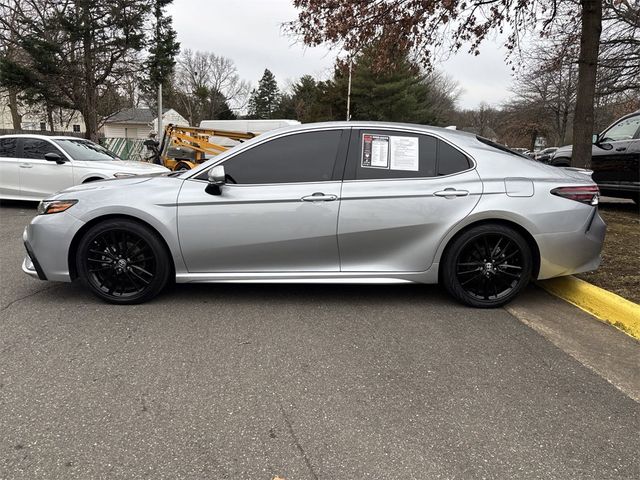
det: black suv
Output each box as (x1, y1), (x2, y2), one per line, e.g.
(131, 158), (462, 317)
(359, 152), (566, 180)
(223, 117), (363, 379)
(549, 111), (640, 203)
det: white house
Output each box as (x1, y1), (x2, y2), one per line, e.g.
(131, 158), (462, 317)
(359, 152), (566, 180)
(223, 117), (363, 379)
(102, 107), (188, 139)
(0, 89), (85, 133)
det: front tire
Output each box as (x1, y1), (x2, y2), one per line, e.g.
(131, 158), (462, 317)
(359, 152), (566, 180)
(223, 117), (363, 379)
(76, 219), (171, 304)
(441, 224), (533, 308)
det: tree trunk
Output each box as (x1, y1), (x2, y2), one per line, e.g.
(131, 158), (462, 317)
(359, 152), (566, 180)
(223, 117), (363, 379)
(46, 104), (55, 132)
(8, 88), (21, 129)
(571, 0), (602, 169)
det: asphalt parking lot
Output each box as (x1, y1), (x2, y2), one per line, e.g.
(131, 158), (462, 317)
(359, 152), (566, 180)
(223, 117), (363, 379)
(1, 201), (638, 480)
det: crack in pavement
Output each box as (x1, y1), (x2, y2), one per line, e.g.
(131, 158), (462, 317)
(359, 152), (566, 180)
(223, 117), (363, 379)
(279, 403), (319, 480)
(0, 284), (62, 313)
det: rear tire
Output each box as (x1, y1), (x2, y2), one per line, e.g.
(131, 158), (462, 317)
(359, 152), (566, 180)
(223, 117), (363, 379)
(441, 224), (533, 308)
(76, 219), (171, 304)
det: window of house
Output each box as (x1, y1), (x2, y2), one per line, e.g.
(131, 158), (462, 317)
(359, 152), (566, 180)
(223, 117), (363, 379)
(73, 124), (81, 133)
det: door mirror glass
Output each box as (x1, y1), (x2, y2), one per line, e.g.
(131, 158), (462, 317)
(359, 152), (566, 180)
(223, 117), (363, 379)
(44, 152), (65, 164)
(208, 165), (226, 185)
(205, 165), (225, 195)
(592, 134), (599, 144)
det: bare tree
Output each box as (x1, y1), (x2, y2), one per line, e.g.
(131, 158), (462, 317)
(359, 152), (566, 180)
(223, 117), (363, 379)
(174, 49), (250, 125)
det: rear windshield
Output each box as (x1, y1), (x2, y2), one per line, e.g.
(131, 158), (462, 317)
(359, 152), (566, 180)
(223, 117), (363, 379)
(476, 136), (531, 160)
(54, 139), (120, 161)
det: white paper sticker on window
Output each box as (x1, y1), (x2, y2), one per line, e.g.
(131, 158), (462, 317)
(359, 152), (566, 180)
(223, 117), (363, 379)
(390, 136), (419, 171)
(362, 134), (389, 169)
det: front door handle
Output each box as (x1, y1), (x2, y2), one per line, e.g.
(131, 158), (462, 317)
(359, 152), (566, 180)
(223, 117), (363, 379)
(19, 163), (33, 168)
(301, 192), (338, 202)
(434, 188), (469, 198)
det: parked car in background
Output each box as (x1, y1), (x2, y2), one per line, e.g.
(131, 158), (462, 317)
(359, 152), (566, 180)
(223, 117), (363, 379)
(551, 111), (640, 203)
(0, 135), (169, 201)
(22, 122), (605, 309)
(534, 147), (558, 163)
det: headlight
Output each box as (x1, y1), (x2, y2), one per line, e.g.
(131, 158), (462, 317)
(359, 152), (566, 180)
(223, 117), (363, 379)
(37, 199), (78, 215)
(114, 172), (135, 178)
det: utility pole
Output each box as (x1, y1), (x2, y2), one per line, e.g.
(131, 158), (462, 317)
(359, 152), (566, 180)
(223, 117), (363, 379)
(157, 82), (163, 136)
(346, 59), (352, 121)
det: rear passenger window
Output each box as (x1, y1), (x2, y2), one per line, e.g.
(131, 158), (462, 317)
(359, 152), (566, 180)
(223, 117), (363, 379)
(438, 140), (471, 175)
(0, 138), (17, 157)
(21, 138), (62, 160)
(349, 130), (437, 180)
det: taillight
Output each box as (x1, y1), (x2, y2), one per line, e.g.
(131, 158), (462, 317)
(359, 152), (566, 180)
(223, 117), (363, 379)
(551, 185), (599, 206)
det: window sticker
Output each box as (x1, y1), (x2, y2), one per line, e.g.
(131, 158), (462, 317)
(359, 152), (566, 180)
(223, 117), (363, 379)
(390, 136), (419, 171)
(361, 134), (390, 169)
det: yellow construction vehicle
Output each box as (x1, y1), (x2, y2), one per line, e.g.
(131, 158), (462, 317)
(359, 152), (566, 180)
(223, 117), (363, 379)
(144, 124), (258, 171)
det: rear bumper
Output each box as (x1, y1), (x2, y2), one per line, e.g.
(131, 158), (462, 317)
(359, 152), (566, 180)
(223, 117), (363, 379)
(536, 209), (606, 279)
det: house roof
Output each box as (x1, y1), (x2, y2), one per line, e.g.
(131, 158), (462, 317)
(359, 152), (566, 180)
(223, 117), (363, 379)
(105, 107), (170, 125)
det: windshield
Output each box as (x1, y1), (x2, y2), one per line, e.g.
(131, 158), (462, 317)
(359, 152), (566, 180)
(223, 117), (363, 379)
(54, 139), (120, 161)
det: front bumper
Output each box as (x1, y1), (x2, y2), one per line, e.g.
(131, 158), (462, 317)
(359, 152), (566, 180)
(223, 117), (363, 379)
(22, 211), (85, 282)
(22, 241), (47, 280)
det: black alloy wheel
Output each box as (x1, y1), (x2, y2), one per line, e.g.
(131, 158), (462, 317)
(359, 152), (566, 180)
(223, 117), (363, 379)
(442, 224), (532, 308)
(76, 219), (170, 304)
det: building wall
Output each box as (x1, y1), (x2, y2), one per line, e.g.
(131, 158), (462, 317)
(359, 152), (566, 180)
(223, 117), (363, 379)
(0, 89), (85, 133)
(103, 123), (150, 139)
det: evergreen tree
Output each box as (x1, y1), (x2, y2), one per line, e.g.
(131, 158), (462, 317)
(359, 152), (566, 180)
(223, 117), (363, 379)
(247, 69), (280, 119)
(143, 0), (180, 116)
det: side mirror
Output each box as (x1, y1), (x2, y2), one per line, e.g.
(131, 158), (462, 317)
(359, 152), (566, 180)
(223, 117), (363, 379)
(44, 152), (65, 164)
(592, 134), (599, 144)
(205, 165), (226, 195)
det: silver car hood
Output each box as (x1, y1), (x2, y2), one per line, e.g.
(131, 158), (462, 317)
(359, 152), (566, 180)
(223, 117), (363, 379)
(86, 160), (168, 172)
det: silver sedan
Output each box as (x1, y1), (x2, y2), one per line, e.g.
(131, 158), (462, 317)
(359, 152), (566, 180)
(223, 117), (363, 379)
(22, 122), (605, 307)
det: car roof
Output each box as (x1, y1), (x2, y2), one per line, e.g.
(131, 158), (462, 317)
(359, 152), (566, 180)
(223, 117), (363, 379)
(254, 120), (479, 144)
(0, 134), (89, 141)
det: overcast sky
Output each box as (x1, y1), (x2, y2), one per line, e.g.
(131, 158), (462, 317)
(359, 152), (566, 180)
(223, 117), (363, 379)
(167, 0), (516, 110)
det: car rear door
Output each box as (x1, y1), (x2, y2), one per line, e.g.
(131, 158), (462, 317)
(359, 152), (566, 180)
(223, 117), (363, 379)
(0, 137), (20, 199)
(337, 128), (482, 272)
(177, 128), (348, 273)
(17, 138), (74, 199)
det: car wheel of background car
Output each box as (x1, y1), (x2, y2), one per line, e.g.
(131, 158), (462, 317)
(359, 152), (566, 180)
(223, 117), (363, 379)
(441, 224), (533, 308)
(76, 218), (171, 304)
(173, 162), (191, 171)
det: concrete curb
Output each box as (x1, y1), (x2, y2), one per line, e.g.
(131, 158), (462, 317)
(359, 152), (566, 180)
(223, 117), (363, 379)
(538, 277), (640, 340)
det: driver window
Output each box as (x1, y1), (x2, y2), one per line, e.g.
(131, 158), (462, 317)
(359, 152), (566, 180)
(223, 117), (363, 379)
(602, 116), (640, 142)
(218, 130), (343, 184)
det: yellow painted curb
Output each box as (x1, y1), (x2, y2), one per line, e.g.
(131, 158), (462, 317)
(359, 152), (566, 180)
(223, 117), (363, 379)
(538, 276), (640, 340)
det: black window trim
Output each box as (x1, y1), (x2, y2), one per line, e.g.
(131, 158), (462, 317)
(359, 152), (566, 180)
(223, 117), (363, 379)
(343, 127), (476, 182)
(187, 126), (351, 186)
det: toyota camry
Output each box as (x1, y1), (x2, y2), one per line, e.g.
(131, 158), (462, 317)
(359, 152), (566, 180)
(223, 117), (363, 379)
(22, 122), (605, 307)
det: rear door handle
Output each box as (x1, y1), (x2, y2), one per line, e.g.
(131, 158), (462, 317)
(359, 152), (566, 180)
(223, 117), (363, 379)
(301, 192), (338, 202)
(20, 163), (33, 168)
(434, 188), (469, 198)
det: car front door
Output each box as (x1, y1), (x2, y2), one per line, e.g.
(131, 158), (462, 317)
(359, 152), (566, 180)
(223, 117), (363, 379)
(0, 137), (20, 199)
(17, 138), (74, 200)
(337, 129), (482, 272)
(592, 114), (640, 190)
(177, 128), (348, 273)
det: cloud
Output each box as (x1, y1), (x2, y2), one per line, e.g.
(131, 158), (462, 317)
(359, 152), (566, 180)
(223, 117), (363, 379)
(168, 0), (514, 109)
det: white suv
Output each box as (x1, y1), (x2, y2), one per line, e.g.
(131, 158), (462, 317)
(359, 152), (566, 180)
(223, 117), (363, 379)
(0, 135), (169, 201)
